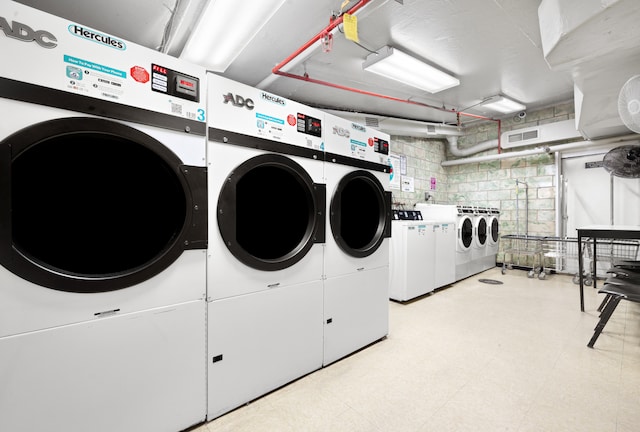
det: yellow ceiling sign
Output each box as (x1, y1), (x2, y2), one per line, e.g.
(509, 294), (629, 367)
(343, 13), (359, 43)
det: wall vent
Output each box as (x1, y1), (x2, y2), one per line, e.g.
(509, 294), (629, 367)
(365, 117), (379, 127)
(501, 119), (581, 149)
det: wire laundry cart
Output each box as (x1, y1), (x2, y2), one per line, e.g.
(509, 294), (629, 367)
(542, 237), (640, 285)
(501, 234), (547, 279)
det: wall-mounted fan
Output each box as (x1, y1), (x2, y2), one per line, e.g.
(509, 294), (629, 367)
(618, 75), (640, 133)
(603, 145), (640, 178)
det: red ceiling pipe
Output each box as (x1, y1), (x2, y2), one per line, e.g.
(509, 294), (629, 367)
(271, 0), (502, 153)
(271, 0), (454, 114)
(272, 0), (371, 75)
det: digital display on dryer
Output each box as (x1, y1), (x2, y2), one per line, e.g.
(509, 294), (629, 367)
(151, 63), (200, 102)
(374, 137), (389, 155)
(297, 113), (322, 137)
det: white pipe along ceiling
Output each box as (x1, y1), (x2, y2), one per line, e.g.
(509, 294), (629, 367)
(441, 134), (640, 167)
(14, 0), (640, 148)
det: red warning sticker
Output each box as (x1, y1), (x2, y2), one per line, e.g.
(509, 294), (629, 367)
(368, 138), (374, 146)
(130, 66), (150, 83)
(287, 114), (297, 126)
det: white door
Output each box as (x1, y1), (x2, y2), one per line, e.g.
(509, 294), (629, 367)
(562, 151), (640, 235)
(561, 150), (640, 275)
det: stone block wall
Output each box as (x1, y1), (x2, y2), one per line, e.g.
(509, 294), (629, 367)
(389, 101), (575, 265)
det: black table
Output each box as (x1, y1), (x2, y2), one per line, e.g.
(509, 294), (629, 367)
(577, 225), (640, 311)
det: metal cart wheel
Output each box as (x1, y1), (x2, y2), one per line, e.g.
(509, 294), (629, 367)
(572, 274), (580, 284)
(585, 276), (593, 286)
(501, 264), (507, 275)
(527, 270), (535, 278)
(538, 272), (546, 280)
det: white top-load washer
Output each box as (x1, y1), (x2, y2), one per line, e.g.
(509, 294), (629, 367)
(323, 112), (391, 365)
(432, 220), (457, 288)
(206, 74), (325, 419)
(414, 204), (456, 288)
(1, 4), (207, 431)
(390, 210), (436, 301)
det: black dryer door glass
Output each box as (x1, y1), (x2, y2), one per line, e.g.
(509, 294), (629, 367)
(0, 117), (207, 293)
(491, 219), (499, 242)
(330, 170), (390, 258)
(461, 218), (473, 249)
(217, 153), (325, 271)
(477, 218), (487, 245)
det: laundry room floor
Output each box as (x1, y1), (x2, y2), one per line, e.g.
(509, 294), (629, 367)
(195, 267), (640, 432)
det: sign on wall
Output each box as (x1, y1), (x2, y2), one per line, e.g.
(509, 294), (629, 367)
(390, 154), (401, 190)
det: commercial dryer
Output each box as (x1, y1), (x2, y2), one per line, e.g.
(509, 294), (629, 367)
(206, 74), (325, 419)
(0, 3), (207, 431)
(323, 113), (391, 365)
(470, 206), (489, 275)
(485, 207), (501, 269)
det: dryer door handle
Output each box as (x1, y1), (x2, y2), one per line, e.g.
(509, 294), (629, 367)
(180, 165), (208, 250)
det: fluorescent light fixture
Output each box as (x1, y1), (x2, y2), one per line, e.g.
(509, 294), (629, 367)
(362, 46), (459, 93)
(181, 0), (286, 72)
(480, 95), (526, 114)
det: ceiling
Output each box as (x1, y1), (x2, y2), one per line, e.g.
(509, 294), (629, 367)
(14, 0), (640, 138)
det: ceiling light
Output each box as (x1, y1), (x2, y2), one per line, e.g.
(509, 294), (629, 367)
(480, 95), (526, 114)
(181, 0), (286, 72)
(362, 46), (459, 93)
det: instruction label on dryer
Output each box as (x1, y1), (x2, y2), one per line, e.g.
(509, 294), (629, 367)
(64, 55), (125, 100)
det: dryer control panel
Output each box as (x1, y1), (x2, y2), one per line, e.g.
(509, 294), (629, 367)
(151, 64), (200, 102)
(392, 210), (423, 220)
(324, 112), (391, 166)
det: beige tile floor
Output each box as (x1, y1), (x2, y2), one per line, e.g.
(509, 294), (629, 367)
(193, 267), (640, 432)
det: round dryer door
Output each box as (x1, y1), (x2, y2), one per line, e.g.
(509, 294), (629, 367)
(489, 216), (499, 245)
(217, 153), (325, 271)
(330, 170), (391, 258)
(476, 217), (488, 246)
(458, 216), (473, 251)
(0, 118), (207, 293)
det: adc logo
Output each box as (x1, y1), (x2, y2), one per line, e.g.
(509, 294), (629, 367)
(223, 93), (254, 110)
(0, 16), (58, 48)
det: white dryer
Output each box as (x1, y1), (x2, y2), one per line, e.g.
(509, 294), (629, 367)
(390, 210), (435, 301)
(455, 206), (475, 280)
(206, 74), (325, 419)
(485, 208), (501, 269)
(470, 206), (489, 275)
(323, 113), (391, 366)
(1, 4), (207, 432)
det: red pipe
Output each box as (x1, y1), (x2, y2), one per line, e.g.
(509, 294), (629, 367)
(271, 0), (502, 153)
(272, 0), (371, 75)
(275, 70), (456, 112)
